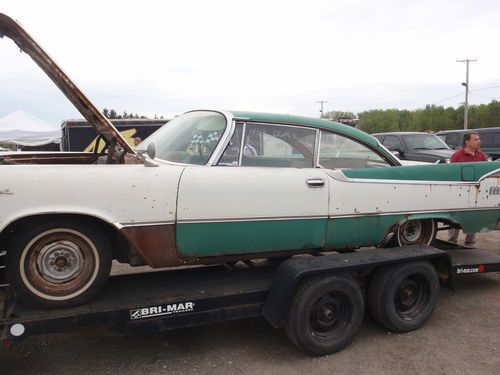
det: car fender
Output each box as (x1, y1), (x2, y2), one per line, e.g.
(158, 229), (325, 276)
(0, 164), (184, 233)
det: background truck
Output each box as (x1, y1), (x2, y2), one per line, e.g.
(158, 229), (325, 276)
(61, 118), (168, 151)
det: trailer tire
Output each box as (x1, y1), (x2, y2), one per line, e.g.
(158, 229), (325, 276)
(284, 273), (364, 356)
(368, 261), (439, 333)
(6, 219), (112, 309)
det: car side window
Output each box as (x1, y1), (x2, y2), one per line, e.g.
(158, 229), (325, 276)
(479, 131), (493, 146)
(445, 133), (461, 149)
(240, 123), (316, 168)
(319, 130), (390, 169)
(492, 132), (500, 145)
(382, 135), (403, 151)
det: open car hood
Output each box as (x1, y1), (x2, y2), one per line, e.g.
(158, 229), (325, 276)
(0, 13), (138, 160)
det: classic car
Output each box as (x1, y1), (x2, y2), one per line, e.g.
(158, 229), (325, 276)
(1, 13), (500, 309)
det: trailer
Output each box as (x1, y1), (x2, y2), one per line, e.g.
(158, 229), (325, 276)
(1, 243), (499, 356)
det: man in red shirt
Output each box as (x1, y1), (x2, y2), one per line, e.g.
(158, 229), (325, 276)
(448, 131), (488, 246)
(450, 132), (488, 162)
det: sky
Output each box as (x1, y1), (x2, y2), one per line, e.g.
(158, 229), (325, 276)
(0, 0), (499, 126)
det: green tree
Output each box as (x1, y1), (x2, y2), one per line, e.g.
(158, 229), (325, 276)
(102, 108), (151, 119)
(322, 111), (357, 122)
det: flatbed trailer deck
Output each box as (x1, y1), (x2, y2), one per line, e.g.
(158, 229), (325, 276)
(1, 245), (499, 354)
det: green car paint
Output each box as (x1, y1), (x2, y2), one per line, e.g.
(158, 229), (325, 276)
(342, 161), (500, 182)
(177, 208), (500, 257)
(177, 218), (328, 257)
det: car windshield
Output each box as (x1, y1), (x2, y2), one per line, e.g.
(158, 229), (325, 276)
(137, 111), (227, 165)
(402, 134), (450, 151)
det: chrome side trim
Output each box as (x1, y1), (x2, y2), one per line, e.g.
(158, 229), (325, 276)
(238, 122), (247, 166)
(326, 170), (485, 186)
(177, 207), (497, 225)
(207, 110), (236, 166)
(314, 129), (321, 167)
(347, 178), (481, 186)
(478, 167), (500, 182)
(117, 220), (176, 228)
(178, 215), (328, 224)
(329, 206), (499, 219)
(328, 167), (500, 186)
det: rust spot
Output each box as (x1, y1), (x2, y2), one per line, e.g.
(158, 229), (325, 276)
(120, 224), (183, 268)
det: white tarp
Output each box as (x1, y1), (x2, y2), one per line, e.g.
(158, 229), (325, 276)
(0, 110), (61, 146)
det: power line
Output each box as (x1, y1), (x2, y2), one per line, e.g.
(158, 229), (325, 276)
(432, 92), (464, 105)
(432, 84), (500, 105)
(471, 84), (500, 92)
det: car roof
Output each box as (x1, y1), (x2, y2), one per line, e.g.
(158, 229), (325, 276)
(372, 132), (435, 136)
(229, 110), (380, 148)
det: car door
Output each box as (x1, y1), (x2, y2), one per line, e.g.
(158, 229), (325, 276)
(176, 122), (329, 258)
(317, 130), (396, 249)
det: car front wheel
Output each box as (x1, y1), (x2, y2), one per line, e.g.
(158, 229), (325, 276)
(6, 219), (112, 309)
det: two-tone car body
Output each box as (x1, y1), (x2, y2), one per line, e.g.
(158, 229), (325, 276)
(1, 13), (499, 308)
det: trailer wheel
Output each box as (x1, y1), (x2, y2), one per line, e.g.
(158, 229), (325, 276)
(368, 261), (439, 333)
(284, 274), (364, 356)
(397, 219), (436, 246)
(6, 219), (112, 309)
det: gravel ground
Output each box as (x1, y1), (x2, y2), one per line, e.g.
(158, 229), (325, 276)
(1, 231), (499, 375)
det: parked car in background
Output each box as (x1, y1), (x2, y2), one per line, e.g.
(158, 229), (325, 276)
(436, 127), (500, 160)
(372, 132), (454, 163)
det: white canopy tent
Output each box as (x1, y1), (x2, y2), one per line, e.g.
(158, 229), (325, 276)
(0, 110), (61, 147)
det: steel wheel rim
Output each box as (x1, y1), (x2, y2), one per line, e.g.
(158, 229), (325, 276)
(401, 221), (423, 243)
(310, 292), (352, 342)
(398, 219), (435, 246)
(394, 275), (430, 320)
(37, 240), (84, 283)
(21, 229), (99, 299)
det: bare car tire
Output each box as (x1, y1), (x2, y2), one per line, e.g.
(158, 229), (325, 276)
(6, 219), (112, 309)
(285, 274), (364, 356)
(397, 219), (436, 247)
(368, 261), (439, 333)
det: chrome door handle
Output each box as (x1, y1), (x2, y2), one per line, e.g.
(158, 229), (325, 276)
(306, 178), (325, 188)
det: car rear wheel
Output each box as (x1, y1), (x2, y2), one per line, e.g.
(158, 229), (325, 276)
(397, 219), (436, 246)
(6, 219), (112, 309)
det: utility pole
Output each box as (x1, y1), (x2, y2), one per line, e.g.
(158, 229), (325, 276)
(456, 58), (477, 129)
(317, 100), (328, 118)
